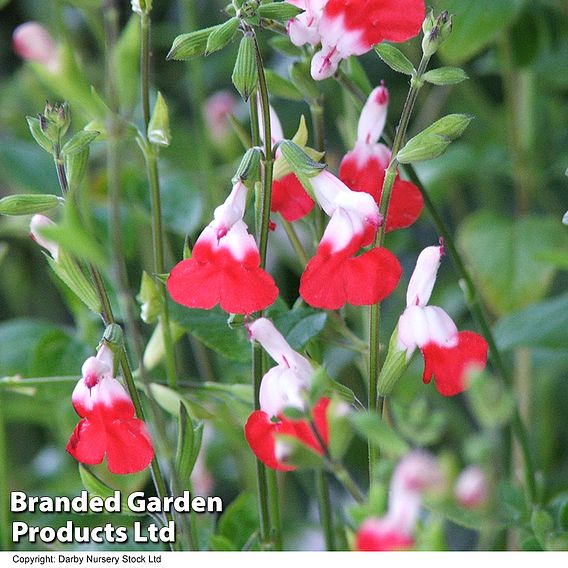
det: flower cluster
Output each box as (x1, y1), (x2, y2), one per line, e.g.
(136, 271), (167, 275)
(356, 450), (444, 551)
(286, 0), (425, 80)
(66, 345), (154, 475)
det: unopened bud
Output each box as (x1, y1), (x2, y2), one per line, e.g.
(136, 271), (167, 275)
(454, 466), (489, 509)
(421, 11), (453, 58)
(30, 214), (59, 260)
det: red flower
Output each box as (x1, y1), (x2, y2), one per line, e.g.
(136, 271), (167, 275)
(299, 170), (401, 309)
(355, 518), (414, 551)
(66, 347), (154, 475)
(167, 182), (278, 315)
(310, 0), (425, 79)
(339, 85), (423, 231)
(397, 246), (488, 396)
(272, 173), (314, 222)
(245, 398), (330, 471)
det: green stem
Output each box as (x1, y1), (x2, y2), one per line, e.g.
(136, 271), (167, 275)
(281, 217), (309, 266)
(0, 394), (10, 551)
(267, 469), (283, 550)
(330, 461), (365, 505)
(139, 10), (177, 390)
(317, 470), (335, 550)
(368, 55), (431, 484)
(309, 98), (326, 238)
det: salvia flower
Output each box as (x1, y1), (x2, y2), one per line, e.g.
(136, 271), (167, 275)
(66, 345), (154, 475)
(339, 84), (423, 231)
(30, 214), (59, 261)
(167, 181), (278, 314)
(397, 245), (489, 396)
(244, 318), (329, 471)
(203, 90), (238, 143)
(285, 0), (425, 80)
(300, 170), (402, 309)
(12, 22), (60, 73)
(355, 450), (443, 551)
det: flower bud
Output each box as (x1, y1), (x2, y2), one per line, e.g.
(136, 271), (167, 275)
(421, 11), (452, 58)
(357, 83), (389, 145)
(30, 214), (59, 260)
(406, 245), (443, 307)
(12, 22), (60, 73)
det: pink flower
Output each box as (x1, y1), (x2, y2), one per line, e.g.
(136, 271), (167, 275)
(66, 346), (154, 475)
(203, 90), (238, 142)
(339, 84), (423, 231)
(454, 466), (489, 509)
(300, 170), (401, 309)
(12, 22), (60, 73)
(167, 181), (278, 314)
(397, 245), (488, 396)
(356, 450), (443, 551)
(30, 214), (59, 261)
(286, 0), (425, 80)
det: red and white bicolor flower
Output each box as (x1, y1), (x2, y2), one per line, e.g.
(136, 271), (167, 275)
(167, 181), (278, 315)
(339, 83), (423, 231)
(356, 450), (444, 551)
(300, 170), (402, 309)
(285, 0), (425, 80)
(30, 214), (59, 261)
(66, 345), (154, 475)
(13, 22), (61, 73)
(259, 100), (314, 223)
(397, 245), (489, 396)
(244, 318), (329, 471)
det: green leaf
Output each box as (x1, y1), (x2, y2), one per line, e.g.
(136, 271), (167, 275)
(466, 372), (515, 429)
(397, 114), (473, 164)
(432, 0), (524, 63)
(205, 17), (239, 55)
(391, 398), (447, 446)
(422, 66), (469, 85)
(148, 383), (213, 420)
(289, 60), (319, 102)
(350, 411), (409, 458)
(175, 403), (202, 486)
(61, 130), (99, 156)
(493, 293), (568, 353)
(269, 35), (302, 57)
(374, 43), (415, 75)
(458, 212), (568, 316)
(217, 492), (259, 551)
(169, 302), (251, 362)
(258, 2), (303, 21)
(166, 26), (218, 60)
(78, 466), (134, 513)
(0, 194), (62, 216)
(264, 69), (304, 101)
(232, 33), (258, 101)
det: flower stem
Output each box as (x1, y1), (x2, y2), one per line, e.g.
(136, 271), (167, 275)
(139, 11), (177, 390)
(267, 469), (283, 550)
(317, 470), (335, 550)
(368, 55), (431, 484)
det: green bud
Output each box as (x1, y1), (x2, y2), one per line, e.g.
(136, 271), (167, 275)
(375, 43), (415, 76)
(40, 101), (70, 142)
(137, 271), (162, 324)
(0, 194), (62, 216)
(232, 33), (258, 101)
(377, 326), (410, 396)
(148, 92), (171, 147)
(422, 11), (452, 58)
(205, 18), (239, 55)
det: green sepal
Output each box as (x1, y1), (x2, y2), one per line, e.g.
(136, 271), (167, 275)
(232, 33), (258, 101)
(166, 26), (219, 60)
(397, 113), (473, 164)
(232, 147), (262, 188)
(258, 2), (303, 21)
(0, 194), (62, 216)
(377, 326), (410, 397)
(137, 270), (163, 324)
(148, 92), (171, 147)
(205, 17), (239, 55)
(422, 67), (469, 85)
(26, 116), (53, 153)
(65, 147), (90, 193)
